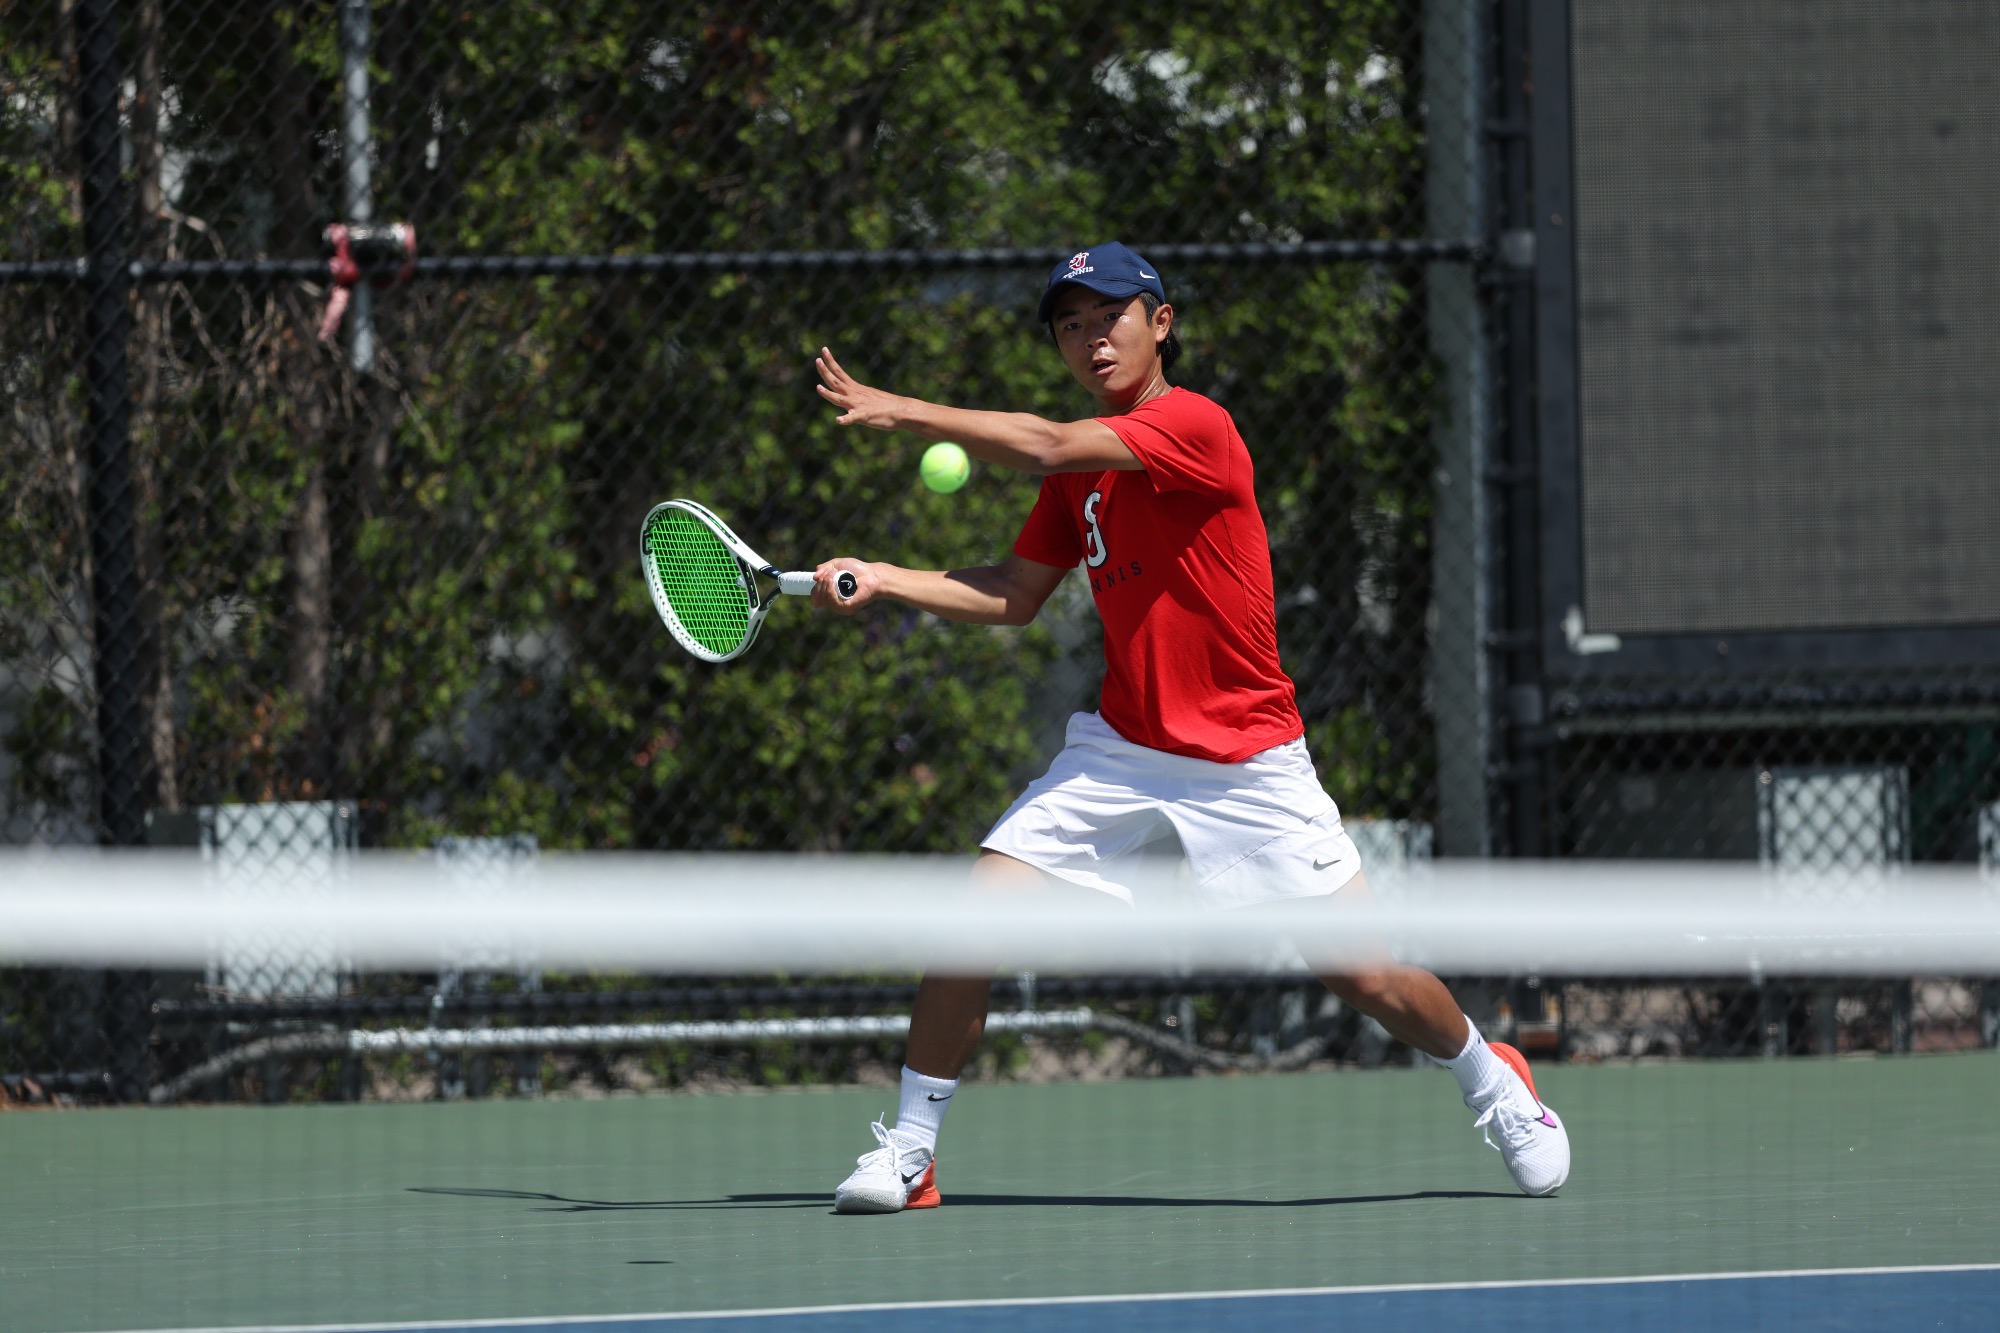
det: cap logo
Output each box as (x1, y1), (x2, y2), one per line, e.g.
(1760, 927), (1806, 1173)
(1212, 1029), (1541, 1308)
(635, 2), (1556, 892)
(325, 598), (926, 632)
(1066, 251), (1093, 276)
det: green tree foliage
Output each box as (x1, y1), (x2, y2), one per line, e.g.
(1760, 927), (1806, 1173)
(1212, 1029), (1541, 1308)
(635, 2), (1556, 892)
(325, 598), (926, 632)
(0, 0), (1440, 849)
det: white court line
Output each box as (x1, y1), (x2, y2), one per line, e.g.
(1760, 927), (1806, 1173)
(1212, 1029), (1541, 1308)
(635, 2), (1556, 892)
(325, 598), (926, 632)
(120, 1262), (2000, 1333)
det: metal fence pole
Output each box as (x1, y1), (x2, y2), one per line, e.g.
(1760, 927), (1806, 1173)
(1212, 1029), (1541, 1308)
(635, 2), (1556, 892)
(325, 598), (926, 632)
(339, 0), (376, 372)
(1426, 0), (1494, 858)
(1492, 0), (1547, 856)
(76, 0), (151, 1103)
(77, 0), (144, 846)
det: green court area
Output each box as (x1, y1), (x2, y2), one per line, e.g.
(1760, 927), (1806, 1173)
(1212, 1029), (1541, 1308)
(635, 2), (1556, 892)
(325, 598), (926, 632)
(5, 1054), (1996, 1331)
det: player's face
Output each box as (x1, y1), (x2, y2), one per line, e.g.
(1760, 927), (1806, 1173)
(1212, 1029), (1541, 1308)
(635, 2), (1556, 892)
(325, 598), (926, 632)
(1048, 289), (1172, 407)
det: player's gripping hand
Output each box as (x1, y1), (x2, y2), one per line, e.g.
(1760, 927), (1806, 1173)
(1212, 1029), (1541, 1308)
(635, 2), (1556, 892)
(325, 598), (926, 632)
(814, 347), (909, 431)
(813, 558), (880, 614)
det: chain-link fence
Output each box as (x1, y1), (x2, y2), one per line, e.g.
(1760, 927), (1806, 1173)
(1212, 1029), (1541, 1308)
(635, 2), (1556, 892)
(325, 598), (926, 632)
(3, 0), (1480, 852)
(4, 1), (1997, 1103)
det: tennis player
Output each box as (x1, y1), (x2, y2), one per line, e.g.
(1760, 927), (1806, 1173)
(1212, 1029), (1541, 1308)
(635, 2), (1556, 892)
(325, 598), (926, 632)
(809, 242), (1569, 1212)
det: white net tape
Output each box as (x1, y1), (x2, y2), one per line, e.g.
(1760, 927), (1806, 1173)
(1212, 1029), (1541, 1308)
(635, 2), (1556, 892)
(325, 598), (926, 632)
(6, 850), (1999, 977)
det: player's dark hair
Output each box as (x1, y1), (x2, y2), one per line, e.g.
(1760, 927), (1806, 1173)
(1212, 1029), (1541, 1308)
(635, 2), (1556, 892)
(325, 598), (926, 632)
(1138, 292), (1181, 377)
(1045, 291), (1181, 377)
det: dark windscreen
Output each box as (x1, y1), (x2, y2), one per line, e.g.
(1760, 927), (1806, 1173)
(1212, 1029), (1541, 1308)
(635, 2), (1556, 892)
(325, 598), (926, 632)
(1571, 0), (2000, 636)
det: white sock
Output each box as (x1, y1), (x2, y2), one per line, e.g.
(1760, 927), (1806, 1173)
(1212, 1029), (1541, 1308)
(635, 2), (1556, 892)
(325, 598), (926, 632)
(893, 1066), (957, 1153)
(1439, 1018), (1510, 1104)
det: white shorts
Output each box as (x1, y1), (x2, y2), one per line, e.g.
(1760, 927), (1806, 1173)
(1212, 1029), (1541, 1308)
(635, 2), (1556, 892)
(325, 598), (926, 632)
(979, 712), (1364, 910)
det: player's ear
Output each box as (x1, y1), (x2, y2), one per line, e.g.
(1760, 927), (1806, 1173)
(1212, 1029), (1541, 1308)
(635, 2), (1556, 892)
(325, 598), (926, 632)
(1153, 303), (1173, 344)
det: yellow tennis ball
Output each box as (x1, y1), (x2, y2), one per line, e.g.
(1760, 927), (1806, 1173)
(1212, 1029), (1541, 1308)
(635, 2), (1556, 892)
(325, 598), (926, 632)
(920, 442), (970, 494)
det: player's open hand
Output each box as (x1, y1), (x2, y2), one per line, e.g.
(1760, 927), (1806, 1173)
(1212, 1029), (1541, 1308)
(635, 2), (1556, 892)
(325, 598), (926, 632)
(814, 347), (906, 430)
(812, 558), (878, 614)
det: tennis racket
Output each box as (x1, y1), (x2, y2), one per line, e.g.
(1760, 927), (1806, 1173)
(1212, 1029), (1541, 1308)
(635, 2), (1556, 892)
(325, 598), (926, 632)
(639, 499), (856, 663)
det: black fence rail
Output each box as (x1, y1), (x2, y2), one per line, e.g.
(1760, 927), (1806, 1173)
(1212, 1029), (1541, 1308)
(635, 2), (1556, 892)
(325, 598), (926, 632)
(8, 963), (1989, 1109)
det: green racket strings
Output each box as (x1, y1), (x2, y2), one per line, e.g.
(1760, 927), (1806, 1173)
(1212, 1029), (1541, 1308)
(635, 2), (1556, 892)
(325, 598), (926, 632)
(645, 508), (753, 655)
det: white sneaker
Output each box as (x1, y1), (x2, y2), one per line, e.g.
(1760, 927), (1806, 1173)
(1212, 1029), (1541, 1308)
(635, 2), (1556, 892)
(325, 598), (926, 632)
(1468, 1042), (1570, 1196)
(832, 1117), (940, 1214)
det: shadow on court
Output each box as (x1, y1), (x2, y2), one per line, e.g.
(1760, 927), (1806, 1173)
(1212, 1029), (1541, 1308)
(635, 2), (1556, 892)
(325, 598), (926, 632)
(409, 1185), (1520, 1213)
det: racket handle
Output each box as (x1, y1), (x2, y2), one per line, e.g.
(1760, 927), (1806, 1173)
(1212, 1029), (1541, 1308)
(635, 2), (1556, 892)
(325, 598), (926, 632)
(777, 570), (858, 601)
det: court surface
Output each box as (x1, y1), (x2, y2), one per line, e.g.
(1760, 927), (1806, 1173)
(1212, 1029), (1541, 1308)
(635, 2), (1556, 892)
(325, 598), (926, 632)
(5, 1054), (1997, 1331)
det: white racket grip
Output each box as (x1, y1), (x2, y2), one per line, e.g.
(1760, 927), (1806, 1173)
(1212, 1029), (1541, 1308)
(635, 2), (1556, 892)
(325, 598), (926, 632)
(778, 570), (858, 601)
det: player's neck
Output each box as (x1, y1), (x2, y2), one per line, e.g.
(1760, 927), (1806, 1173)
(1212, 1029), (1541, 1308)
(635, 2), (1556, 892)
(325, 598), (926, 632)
(1095, 372), (1172, 416)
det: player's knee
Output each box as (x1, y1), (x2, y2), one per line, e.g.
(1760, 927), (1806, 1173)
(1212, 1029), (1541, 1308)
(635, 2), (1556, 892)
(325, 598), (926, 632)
(1321, 968), (1402, 1015)
(969, 850), (1048, 896)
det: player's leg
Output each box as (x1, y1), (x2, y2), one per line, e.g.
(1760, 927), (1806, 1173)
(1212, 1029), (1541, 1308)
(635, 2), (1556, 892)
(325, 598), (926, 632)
(1296, 872), (1468, 1055)
(904, 850), (1048, 1078)
(1297, 871), (1570, 1196)
(836, 713), (1166, 1214)
(833, 850), (1053, 1215)
(1169, 731), (1569, 1197)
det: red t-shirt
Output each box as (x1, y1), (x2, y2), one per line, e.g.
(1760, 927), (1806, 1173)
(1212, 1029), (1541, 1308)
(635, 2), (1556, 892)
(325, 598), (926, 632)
(1011, 387), (1304, 763)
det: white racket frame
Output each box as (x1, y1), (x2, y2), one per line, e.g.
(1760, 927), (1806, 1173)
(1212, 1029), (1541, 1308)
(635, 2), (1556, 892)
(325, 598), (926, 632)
(640, 499), (850, 663)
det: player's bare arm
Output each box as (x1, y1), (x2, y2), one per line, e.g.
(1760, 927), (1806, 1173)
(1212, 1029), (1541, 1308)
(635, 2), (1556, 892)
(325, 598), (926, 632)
(810, 551), (1066, 627)
(814, 346), (1141, 476)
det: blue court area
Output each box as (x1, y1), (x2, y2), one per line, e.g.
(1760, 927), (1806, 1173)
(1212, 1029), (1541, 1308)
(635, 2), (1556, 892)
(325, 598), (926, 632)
(267, 1267), (2000, 1332)
(8, 1055), (1997, 1333)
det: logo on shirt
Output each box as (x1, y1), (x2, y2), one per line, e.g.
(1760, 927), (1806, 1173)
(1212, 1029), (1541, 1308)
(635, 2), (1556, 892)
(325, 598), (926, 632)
(1082, 490), (1108, 568)
(1082, 488), (1143, 594)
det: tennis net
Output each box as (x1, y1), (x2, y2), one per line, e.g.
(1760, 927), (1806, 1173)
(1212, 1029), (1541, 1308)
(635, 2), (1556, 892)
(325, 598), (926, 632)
(4, 849), (1998, 1332)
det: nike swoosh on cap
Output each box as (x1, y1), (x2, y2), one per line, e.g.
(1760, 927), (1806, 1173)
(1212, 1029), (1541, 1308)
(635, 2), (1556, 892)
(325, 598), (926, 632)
(1139, 271), (1158, 278)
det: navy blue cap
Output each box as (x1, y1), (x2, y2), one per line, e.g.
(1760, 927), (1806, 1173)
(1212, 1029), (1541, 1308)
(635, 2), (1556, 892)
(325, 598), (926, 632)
(1036, 242), (1166, 324)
